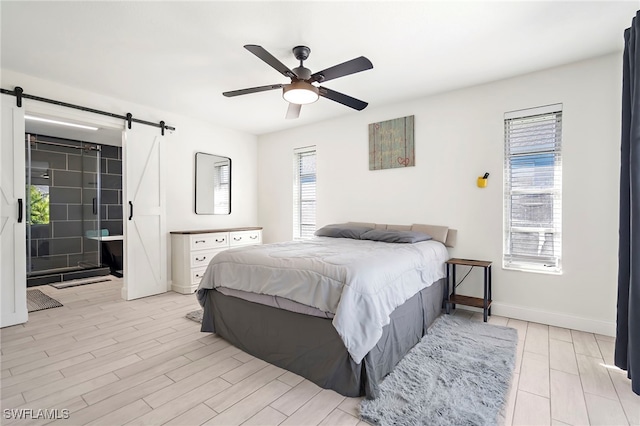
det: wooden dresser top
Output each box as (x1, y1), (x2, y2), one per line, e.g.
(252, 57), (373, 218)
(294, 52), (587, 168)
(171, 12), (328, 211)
(170, 227), (263, 235)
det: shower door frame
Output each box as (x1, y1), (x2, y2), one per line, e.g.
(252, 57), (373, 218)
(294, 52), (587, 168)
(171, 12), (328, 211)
(25, 136), (103, 277)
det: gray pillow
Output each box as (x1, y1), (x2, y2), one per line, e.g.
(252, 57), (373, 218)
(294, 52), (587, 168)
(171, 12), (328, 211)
(314, 224), (374, 239)
(360, 229), (432, 243)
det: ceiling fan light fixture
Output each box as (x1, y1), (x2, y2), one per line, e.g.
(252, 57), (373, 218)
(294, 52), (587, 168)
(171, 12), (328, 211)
(282, 81), (319, 105)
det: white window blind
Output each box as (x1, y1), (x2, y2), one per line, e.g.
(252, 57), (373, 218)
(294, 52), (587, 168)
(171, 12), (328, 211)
(213, 162), (230, 214)
(293, 147), (316, 239)
(504, 104), (562, 273)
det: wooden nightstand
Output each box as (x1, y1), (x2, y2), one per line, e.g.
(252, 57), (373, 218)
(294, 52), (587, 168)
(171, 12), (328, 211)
(445, 258), (493, 322)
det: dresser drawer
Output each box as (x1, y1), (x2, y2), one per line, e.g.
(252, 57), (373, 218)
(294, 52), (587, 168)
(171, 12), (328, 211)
(190, 250), (220, 268)
(191, 268), (208, 285)
(230, 230), (262, 247)
(190, 233), (228, 251)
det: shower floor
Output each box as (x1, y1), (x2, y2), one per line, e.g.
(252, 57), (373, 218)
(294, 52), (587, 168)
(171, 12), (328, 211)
(26, 266), (111, 287)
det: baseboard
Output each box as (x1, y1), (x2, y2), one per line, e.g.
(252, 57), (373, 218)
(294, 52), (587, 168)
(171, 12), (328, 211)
(489, 302), (616, 337)
(171, 282), (197, 295)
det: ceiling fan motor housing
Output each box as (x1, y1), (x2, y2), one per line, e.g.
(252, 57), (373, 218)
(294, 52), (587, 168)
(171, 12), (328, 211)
(292, 66), (312, 80)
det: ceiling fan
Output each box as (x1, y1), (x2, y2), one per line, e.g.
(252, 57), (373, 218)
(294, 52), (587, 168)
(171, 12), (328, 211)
(223, 45), (373, 119)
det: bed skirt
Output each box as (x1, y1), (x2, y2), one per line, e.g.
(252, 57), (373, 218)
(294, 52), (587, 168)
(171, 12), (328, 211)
(200, 278), (445, 399)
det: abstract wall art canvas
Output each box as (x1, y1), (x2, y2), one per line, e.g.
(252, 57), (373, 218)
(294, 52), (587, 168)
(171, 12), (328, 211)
(368, 115), (415, 170)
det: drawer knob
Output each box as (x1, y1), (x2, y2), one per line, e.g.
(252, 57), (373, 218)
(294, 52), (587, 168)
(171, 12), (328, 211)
(195, 256), (207, 261)
(234, 237), (242, 241)
(215, 238), (225, 243)
(195, 240), (206, 244)
(250, 235), (257, 239)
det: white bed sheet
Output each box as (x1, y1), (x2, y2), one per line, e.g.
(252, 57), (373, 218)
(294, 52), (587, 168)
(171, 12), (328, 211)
(197, 237), (448, 363)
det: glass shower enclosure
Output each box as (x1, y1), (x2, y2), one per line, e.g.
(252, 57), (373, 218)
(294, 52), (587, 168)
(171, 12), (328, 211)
(25, 134), (103, 280)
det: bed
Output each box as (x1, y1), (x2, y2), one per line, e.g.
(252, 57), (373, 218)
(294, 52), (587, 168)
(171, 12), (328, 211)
(196, 222), (457, 398)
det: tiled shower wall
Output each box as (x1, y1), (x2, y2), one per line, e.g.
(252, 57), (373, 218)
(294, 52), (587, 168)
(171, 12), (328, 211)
(27, 134), (122, 275)
(100, 144), (123, 237)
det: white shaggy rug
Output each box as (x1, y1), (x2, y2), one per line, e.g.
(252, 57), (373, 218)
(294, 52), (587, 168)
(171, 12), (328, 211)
(185, 309), (203, 323)
(360, 315), (517, 426)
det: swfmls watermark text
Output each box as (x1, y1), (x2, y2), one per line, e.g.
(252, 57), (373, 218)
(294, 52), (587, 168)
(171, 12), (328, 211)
(3, 408), (70, 420)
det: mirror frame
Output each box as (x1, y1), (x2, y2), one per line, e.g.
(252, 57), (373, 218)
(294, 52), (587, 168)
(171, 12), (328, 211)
(195, 152), (231, 215)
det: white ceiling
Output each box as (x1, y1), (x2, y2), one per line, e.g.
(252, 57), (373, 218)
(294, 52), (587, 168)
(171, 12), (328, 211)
(2, 1), (638, 135)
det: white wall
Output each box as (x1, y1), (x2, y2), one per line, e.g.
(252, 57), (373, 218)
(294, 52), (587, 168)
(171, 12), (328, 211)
(257, 53), (622, 335)
(1, 69), (258, 278)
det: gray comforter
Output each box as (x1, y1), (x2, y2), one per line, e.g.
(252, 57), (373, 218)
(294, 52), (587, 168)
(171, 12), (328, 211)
(197, 237), (448, 363)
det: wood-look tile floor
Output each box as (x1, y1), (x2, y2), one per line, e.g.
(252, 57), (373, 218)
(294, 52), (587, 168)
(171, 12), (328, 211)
(1, 278), (638, 425)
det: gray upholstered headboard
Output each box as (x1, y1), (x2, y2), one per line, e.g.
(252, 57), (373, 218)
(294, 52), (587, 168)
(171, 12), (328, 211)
(346, 222), (457, 248)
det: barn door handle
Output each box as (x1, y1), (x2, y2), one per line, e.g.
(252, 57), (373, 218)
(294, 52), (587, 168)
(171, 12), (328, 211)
(17, 199), (23, 223)
(128, 201), (133, 220)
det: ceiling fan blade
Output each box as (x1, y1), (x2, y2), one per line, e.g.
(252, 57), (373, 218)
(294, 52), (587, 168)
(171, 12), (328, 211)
(318, 86), (368, 111)
(310, 56), (373, 83)
(286, 103), (301, 119)
(244, 45), (297, 79)
(223, 83), (284, 97)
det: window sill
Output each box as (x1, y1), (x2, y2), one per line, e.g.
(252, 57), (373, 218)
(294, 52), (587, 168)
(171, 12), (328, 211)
(502, 265), (563, 275)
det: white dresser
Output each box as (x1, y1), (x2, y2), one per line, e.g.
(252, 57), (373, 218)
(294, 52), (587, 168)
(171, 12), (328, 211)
(170, 227), (262, 294)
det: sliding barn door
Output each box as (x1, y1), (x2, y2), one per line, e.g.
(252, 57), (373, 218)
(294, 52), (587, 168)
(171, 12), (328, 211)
(122, 125), (167, 300)
(1, 96), (27, 327)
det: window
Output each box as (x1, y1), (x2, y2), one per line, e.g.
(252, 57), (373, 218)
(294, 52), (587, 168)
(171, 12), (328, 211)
(213, 161), (230, 214)
(504, 104), (562, 273)
(28, 184), (50, 225)
(293, 146), (316, 239)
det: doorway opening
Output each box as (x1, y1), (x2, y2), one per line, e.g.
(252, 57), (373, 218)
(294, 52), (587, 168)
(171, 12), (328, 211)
(25, 132), (123, 287)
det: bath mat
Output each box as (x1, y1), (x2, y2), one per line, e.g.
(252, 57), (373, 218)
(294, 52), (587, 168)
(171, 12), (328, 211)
(27, 289), (63, 312)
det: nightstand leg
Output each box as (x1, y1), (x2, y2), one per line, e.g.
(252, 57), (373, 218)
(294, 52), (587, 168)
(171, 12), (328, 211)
(451, 264), (456, 311)
(483, 267), (488, 322)
(445, 264), (451, 314)
(488, 265), (492, 317)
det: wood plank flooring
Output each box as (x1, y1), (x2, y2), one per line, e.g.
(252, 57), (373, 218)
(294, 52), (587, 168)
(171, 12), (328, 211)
(1, 278), (637, 425)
